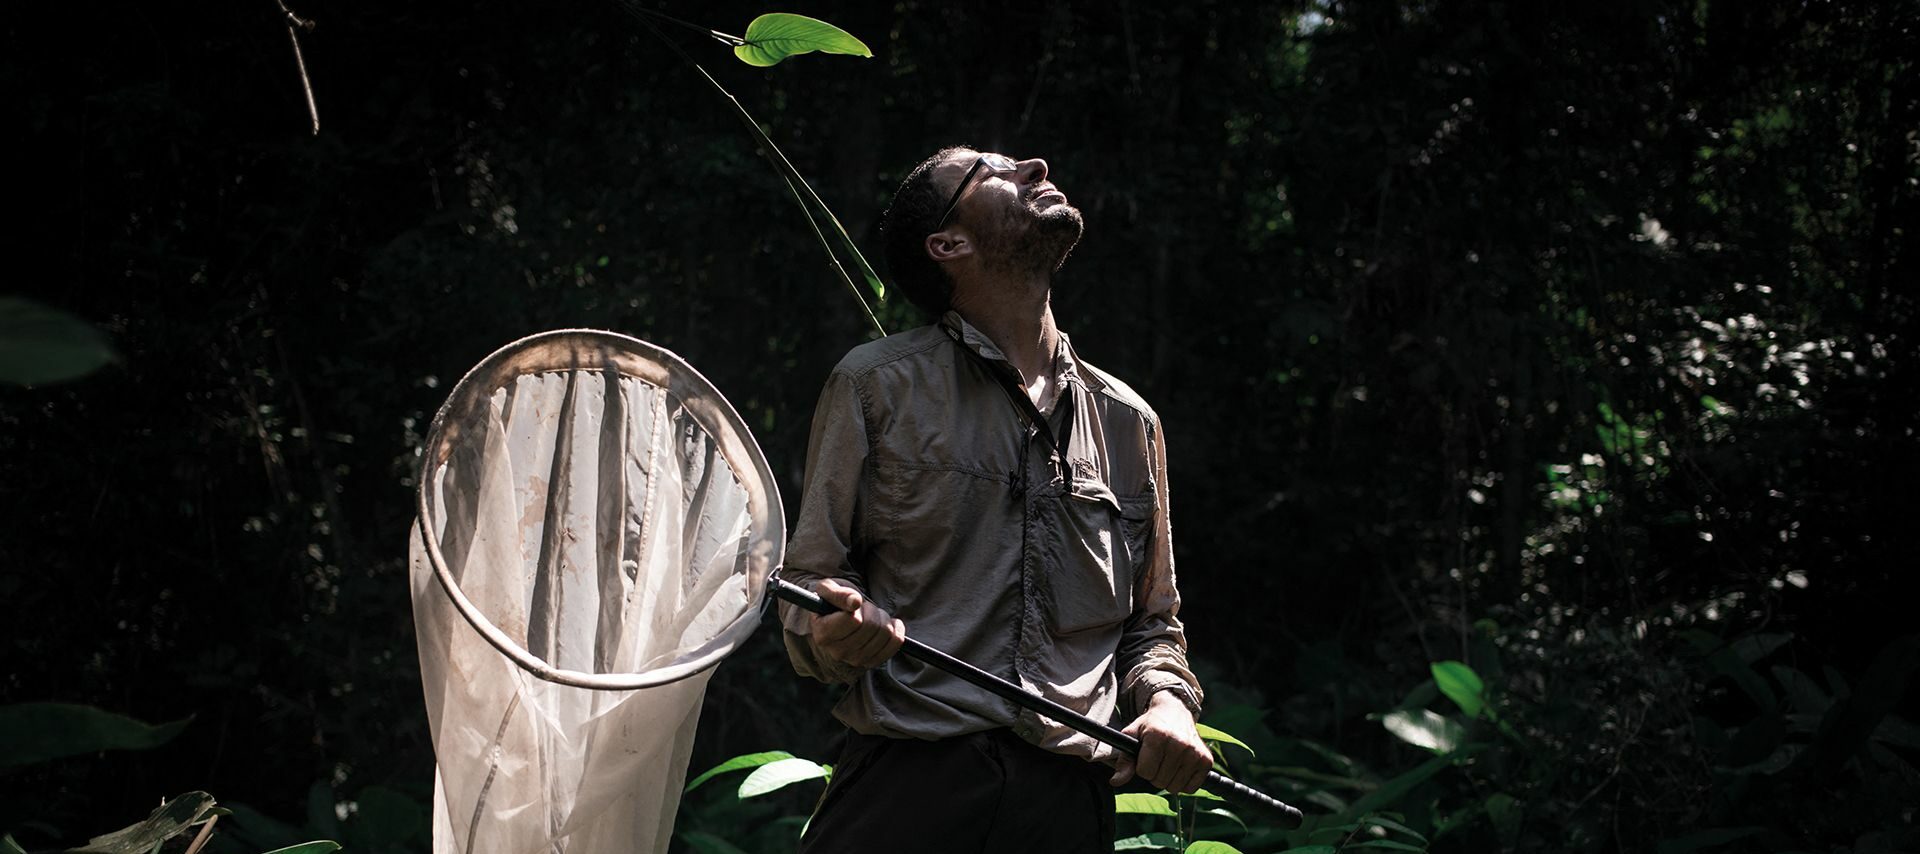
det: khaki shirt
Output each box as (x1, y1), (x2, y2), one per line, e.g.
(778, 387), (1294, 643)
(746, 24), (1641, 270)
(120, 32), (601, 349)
(779, 312), (1202, 761)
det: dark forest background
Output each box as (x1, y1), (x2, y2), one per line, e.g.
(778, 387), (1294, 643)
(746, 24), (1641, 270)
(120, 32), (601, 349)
(3, 0), (1916, 851)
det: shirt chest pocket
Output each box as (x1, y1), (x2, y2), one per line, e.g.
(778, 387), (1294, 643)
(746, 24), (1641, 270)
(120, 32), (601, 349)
(1037, 478), (1155, 636)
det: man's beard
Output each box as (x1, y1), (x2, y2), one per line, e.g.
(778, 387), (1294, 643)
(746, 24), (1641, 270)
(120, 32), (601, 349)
(982, 196), (1085, 280)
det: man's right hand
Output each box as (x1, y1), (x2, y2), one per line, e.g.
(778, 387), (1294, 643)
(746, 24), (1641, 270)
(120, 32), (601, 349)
(809, 578), (907, 670)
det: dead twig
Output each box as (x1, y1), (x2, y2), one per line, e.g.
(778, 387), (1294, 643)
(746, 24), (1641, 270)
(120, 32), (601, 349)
(183, 814), (221, 854)
(272, 0), (320, 134)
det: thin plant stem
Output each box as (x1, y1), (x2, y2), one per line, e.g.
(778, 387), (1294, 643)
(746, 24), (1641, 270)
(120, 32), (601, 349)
(622, 3), (744, 46)
(777, 170), (888, 336)
(616, 1), (887, 335)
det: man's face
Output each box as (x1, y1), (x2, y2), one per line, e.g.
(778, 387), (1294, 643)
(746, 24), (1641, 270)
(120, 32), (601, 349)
(935, 149), (1085, 276)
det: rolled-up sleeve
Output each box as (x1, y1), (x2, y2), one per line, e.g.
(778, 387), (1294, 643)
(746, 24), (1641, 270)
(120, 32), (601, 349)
(1116, 417), (1205, 718)
(778, 367), (873, 685)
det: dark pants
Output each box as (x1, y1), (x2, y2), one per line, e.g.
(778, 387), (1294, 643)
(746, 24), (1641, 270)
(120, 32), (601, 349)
(799, 729), (1116, 854)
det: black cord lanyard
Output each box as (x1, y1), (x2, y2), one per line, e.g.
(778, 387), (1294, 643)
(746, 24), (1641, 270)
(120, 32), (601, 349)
(945, 327), (1074, 495)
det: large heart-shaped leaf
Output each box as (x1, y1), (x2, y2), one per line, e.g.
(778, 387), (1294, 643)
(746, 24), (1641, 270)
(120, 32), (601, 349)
(0, 297), (115, 386)
(734, 14), (872, 67)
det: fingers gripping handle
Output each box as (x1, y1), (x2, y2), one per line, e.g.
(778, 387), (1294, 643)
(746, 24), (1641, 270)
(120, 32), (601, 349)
(768, 574), (1306, 827)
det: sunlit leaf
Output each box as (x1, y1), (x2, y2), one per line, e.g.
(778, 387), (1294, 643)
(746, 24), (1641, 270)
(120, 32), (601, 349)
(1185, 842), (1245, 854)
(0, 297), (115, 386)
(1430, 661), (1485, 720)
(0, 703), (190, 769)
(1199, 806), (1247, 831)
(733, 14), (872, 67)
(1114, 792), (1178, 817)
(737, 757), (829, 798)
(1114, 832), (1181, 851)
(685, 750), (794, 793)
(1196, 723), (1255, 757)
(1381, 709), (1463, 754)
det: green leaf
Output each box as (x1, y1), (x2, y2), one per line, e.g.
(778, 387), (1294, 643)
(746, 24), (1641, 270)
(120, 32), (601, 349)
(260, 844), (342, 854)
(1347, 750), (1470, 817)
(305, 782), (339, 837)
(0, 298), (116, 385)
(679, 831), (750, 854)
(1362, 814), (1429, 842)
(67, 791), (217, 854)
(1198, 806), (1247, 832)
(733, 14), (872, 67)
(685, 750), (794, 793)
(0, 703), (190, 769)
(1185, 842), (1244, 854)
(349, 785), (424, 845)
(1195, 723), (1255, 758)
(737, 757), (830, 798)
(1485, 792), (1519, 845)
(1271, 765), (1373, 791)
(1430, 661), (1486, 720)
(1114, 793), (1178, 817)
(1380, 709), (1463, 754)
(1115, 832), (1182, 851)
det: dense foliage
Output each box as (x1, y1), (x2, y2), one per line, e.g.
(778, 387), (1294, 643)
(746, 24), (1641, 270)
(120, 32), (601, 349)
(4, 0), (1914, 851)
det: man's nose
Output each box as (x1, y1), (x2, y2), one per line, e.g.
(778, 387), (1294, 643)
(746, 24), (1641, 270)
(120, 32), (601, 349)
(1015, 157), (1049, 184)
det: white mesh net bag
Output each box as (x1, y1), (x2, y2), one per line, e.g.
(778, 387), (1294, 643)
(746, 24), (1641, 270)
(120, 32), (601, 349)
(407, 329), (783, 854)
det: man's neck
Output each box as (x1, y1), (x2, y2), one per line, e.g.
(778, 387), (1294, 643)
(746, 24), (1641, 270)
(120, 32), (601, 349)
(951, 273), (1060, 405)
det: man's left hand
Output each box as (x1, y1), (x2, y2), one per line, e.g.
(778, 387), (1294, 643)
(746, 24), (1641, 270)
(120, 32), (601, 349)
(1110, 690), (1212, 794)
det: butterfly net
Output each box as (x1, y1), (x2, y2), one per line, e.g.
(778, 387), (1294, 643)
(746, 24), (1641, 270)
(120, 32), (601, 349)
(408, 330), (783, 853)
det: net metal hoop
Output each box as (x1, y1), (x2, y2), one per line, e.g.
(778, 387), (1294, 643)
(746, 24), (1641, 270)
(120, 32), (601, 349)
(413, 328), (783, 691)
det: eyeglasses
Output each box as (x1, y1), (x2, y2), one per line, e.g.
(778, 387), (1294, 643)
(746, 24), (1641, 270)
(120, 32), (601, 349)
(934, 153), (1020, 230)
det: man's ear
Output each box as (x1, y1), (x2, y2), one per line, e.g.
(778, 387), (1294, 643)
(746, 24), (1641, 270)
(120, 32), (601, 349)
(925, 229), (973, 264)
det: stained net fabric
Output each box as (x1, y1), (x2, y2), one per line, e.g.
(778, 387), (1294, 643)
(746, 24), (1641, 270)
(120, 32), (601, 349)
(408, 330), (782, 854)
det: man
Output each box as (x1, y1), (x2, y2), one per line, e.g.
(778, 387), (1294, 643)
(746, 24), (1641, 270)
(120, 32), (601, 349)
(777, 146), (1210, 852)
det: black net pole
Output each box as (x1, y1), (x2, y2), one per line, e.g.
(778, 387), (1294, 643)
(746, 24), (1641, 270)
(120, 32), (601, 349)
(770, 576), (1305, 828)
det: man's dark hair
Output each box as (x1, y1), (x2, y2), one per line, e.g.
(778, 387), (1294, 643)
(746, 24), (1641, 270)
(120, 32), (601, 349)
(881, 146), (969, 317)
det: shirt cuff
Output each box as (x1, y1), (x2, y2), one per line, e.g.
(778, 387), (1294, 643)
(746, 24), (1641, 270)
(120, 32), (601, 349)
(1130, 670), (1203, 719)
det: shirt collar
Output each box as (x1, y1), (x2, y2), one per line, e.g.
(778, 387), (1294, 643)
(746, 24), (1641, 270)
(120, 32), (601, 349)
(939, 310), (1085, 390)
